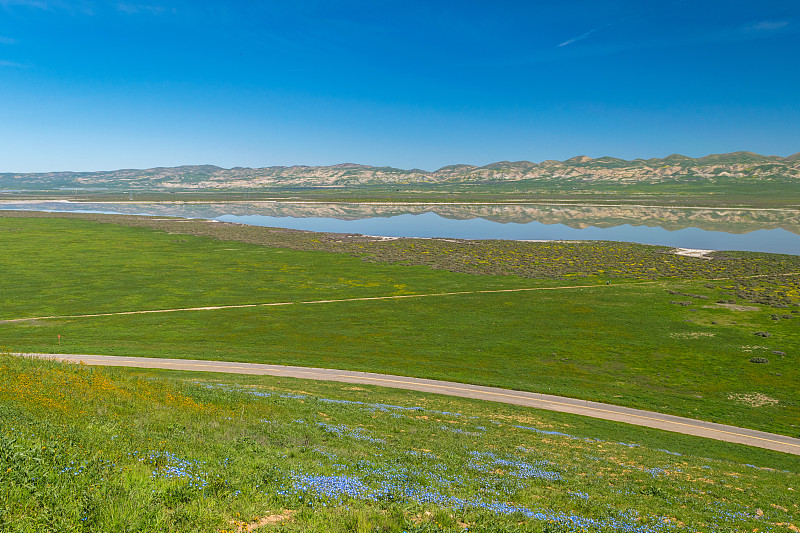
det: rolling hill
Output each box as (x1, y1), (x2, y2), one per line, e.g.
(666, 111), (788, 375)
(2, 151), (798, 191)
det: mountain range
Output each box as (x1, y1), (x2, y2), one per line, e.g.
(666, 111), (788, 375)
(2, 151), (799, 191)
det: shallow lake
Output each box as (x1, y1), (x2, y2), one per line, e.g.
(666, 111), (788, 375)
(2, 200), (799, 255)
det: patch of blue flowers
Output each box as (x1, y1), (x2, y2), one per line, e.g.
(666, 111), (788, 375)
(190, 380), (790, 532)
(318, 397), (422, 414)
(60, 461), (87, 476)
(467, 451), (562, 481)
(135, 451), (210, 490)
(318, 422), (385, 443)
(438, 425), (482, 436)
(285, 471), (676, 533)
(405, 450), (437, 459)
(656, 448), (683, 456)
(514, 425), (574, 438)
(645, 467), (668, 478)
(199, 382), (470, 421)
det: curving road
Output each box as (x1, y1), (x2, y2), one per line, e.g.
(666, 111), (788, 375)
(22, 352), (800, 456)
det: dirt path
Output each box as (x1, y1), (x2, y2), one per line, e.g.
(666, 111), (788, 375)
(19, 352), (800, 455)
(1, 282), (655, 323)
(6, 269), (797, 324)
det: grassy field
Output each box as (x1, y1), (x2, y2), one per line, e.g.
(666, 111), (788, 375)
(5, 177), (800, 208)
(0, 354), (797, 532)
(0, 212), (798, 438)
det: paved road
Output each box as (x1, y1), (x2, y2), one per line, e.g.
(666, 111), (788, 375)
(23, 352), (800, 456)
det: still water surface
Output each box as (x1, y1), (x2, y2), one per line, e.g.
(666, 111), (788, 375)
(217, 212), (799, 255)
(2, 200), (799, 255)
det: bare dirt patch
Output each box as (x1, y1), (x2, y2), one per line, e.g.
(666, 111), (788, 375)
(728, 393), (779, 408)
(673, 248), (714, 259)
(705, 303), (761, 312)
(231, 510), (296, 532)
(669, 332), (716, 339)
(741, 345), (769, 352)
(0, 318), (48, 326)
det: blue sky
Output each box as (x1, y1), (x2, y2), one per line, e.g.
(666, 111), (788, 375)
(1, 0), (798, 172)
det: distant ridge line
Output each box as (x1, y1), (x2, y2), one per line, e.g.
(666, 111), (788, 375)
(3, 150), (799, 175)
(1, 150), (798, 190)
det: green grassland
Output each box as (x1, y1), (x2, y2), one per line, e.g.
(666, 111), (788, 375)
(0, 212), (798, 438)
(376, 178), (800, 209)
(1, 354), (798, 532)
(5, 178), (800, 208)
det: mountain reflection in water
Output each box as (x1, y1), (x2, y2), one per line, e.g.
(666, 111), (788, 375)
(2, 201), (799, 255)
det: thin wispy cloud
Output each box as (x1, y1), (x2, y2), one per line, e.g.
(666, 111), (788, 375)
(557, 0), (688, 48)
(0, 0), (97, 14)
(0, 36), (17, 44)
(2, 0), (176, 16)
(0, 59), (25, 67)
(0, 0), (50, 8)
(703, 18), (795, 45)
(558, 20), (621, 47)
(748, 20), (790, 32)
(548, 21), (796, 65)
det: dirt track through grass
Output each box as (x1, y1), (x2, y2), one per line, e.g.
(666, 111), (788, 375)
(6, 269), (797, 324)
(1, 282), (658, 323)
(3, 213), (798, 438)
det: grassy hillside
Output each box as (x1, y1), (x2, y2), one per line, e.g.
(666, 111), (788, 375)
(0, 212), (797, 437)
(2, 151), (800, 207)
(0, 354), (797, 532)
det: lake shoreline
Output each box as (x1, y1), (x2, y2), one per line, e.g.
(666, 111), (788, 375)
(1, 203), (798, 255)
